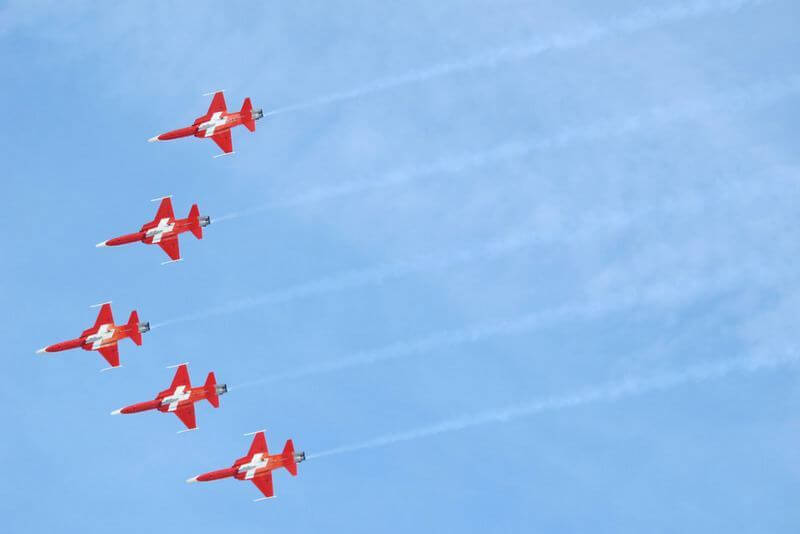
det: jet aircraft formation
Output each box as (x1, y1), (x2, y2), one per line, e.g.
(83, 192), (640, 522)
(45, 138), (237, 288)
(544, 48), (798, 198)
(36, 92), (304, 502)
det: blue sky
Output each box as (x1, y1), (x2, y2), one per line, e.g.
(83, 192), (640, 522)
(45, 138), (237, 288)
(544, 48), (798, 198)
(1, 0), (799, 531)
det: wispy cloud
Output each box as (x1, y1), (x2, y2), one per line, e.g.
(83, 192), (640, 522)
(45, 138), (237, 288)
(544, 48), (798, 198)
(263, 0), (770, 117)
(309, 350), (798, 459)
(216, 74), (799, 221)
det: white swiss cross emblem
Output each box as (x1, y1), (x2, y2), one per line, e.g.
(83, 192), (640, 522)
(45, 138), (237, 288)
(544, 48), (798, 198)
(147, 218), (174, 243)
(163, 385), (191, 412)
(90, 324), (115, 349)
(203, 112), (225, 137)
(240, 454), (269, 479)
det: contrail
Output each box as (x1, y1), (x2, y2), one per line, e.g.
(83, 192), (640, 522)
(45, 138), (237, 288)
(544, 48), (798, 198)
(217, 74), (800, 222)
(308, 350), (799, 459)
(228, 261), (752, 391)
(228, 301), (597, 390)
(149, 229), (585, 329)
(264, 0), (769, 117)
(153, 157), (776, 332)
(151, 194), (692, 330)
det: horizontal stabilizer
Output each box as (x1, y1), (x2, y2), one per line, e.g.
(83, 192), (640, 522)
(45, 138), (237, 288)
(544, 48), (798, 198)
(205, 372), (223, 408)
(128, 311), (143, 345)
(241, 98), (256, 132)
(282, 439), (298, 476)
(188, 204), (203, 239)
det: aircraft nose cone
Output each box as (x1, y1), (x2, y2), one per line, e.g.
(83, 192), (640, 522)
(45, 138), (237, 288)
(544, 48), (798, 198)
(148, 136), (160, 143)
(186, 476), (199, 484)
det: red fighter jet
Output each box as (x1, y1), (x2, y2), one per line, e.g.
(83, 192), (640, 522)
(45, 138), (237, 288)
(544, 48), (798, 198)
(36, 302), (149, 370)
(96, 196), (210, 263)
(187, 430), (306, 501)
(148, 91), (263, 156)
(111, 363), (227, 432)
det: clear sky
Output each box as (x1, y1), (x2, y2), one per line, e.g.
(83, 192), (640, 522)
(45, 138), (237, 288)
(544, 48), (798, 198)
(1, 0), (799, 532)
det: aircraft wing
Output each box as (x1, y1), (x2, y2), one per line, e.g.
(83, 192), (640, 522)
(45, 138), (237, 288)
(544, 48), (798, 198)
(210, 130), (233, 154)
(251, 473), (275, 500)
(169, 364), (191, 389)
(93, 303), (114, 328)
(207, 91), (227, 115)
(98, 344), (120, 368)
(157, 237), (181, 261)
(248, 431), (268, 456)
(153, 197), (175, 222)
(174, 404), (197, 430)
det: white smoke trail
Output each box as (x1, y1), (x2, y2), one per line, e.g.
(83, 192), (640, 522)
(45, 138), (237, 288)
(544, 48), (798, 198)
(228, 302), (592, 389)
(264, 0), (769, 117)
(154, 138), (790, 332)
(151, 194), (688, 330)
(227, 260), (754, 390)
(308, 351), (799, 459)
(149, 229), (579, 328)
(216, 74), (800, 222)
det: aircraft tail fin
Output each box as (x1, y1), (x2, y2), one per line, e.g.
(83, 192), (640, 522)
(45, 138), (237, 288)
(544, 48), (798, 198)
(188, 204), (204, 239)
(241, 98), (256, 132)
(282, 440), (299, 476)
(204, 372), (224, 408)
(127, 310), (144, 345)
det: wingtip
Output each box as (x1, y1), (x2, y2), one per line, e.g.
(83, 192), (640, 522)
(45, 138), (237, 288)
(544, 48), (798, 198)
(186, 476), (199, 484)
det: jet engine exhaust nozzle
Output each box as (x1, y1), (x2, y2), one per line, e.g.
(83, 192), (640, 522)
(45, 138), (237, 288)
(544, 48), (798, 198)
(216, 384), (228, 395)
(199, 215), (211, 227)
(294, 451), (306, 463)
(138, 322), (150, 333)
(252, 109), (264, 121)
